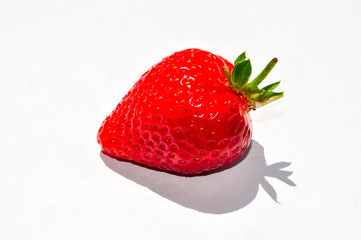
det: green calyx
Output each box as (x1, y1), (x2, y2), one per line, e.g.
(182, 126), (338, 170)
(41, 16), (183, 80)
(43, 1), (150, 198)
(222, 52), (284, 110)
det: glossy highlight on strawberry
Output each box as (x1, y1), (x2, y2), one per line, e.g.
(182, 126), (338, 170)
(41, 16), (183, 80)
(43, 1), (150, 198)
(97, 49), (283, 174)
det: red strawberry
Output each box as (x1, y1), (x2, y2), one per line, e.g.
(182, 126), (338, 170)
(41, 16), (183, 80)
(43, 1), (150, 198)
(97, 48), (283, 174)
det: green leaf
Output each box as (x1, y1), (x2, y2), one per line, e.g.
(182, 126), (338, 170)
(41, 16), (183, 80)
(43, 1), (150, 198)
(255, 90), (284, 101)
(253, 91), (284, 109)
(262, 81), (281, 91)
(223, 51), (283, 110)
(222, 67), (233, 86)
(234, 52), (247, 65)
(232, 59), (252, 88)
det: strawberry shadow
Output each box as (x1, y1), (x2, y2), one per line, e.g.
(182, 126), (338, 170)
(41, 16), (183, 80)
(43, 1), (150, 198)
(100, 140), (295, 214)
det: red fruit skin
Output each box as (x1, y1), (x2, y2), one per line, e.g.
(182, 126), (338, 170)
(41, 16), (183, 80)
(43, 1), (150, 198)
(97, 49), (252, 174)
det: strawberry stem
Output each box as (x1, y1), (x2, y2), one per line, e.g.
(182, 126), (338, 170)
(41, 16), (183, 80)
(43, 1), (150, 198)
(223, 52), (283, 110)
(248, 58), (278, 88)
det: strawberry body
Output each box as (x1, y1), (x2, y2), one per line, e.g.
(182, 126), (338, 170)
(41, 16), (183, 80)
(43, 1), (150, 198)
(97, 49), (282, 174)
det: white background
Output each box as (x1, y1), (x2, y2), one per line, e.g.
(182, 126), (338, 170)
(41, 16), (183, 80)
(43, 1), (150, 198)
(1, 0), (360, 239)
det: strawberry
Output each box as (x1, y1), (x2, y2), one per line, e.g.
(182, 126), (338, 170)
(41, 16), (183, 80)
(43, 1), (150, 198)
(97, 48), (283, 174)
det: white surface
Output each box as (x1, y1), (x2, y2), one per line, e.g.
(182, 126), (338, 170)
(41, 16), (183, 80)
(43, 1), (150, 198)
(1, 0), (360, 239)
